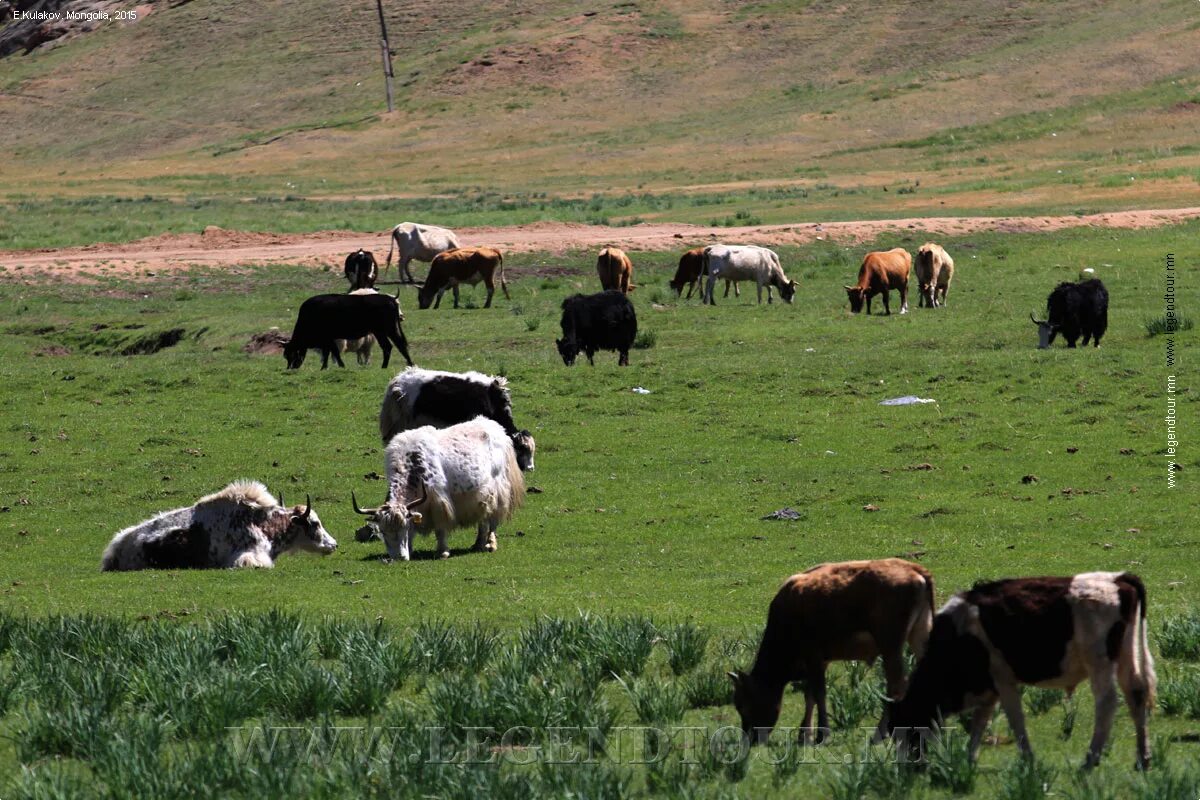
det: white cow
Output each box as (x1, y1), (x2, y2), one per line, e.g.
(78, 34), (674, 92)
(385, 222), (461, 283)
(703, 245), (797, 305)
(352, 417), (524, 561)
(101, 481), (336, 570)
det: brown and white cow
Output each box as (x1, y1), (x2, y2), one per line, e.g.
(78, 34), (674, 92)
(887, 572), (1156, 769)
(669, 246), (739, 300)
(914, 243), (954, 308)
(417, 247), (509, 310)
(596, 247), (635, 294)
(729, 559), (935, 744)
(845, 248), (911, 315)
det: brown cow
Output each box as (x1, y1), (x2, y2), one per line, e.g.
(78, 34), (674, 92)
(915, 242), (954, 308)
(417, 247), (509, 310)
(596, 247), (635, 294)
(669, 247), (739, 299)
(729, 559), (934, 745)
(845, 248), (911, 315)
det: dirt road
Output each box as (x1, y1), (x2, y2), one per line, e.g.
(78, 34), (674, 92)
(2, 207), (1197, 280)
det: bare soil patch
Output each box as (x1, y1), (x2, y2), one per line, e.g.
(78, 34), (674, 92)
(2, 208), (1198, 282)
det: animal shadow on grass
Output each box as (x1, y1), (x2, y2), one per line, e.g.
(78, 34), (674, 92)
(359, 546), (482, 563)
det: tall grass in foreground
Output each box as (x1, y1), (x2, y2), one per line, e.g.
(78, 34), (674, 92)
(2, 609), (1200, 798)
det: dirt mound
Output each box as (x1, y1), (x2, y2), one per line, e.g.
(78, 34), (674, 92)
(244, 328), (289, 355)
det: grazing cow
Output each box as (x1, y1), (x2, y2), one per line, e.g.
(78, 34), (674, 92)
(557, 291), (637, 367)
(379, 366), (536, 470)
(702, 245), (796, 305)
(417, 247), (509, 310)
(596, 247), (635, 294)
(283, 292), (413, 369)
(384, 222), (461, 283)
(845, 248), (911, 315)
(351, 417), (524, 560)
(1031, 278), (1108, 348)
(729, 559), (935, 745)
(670, 247), (739, 300)
(335, 336), (374, 366)
(914, 243), (954, 308)
(101, 481), (336, 570)
(887, 572), (1155, 769)
(344, 249), (379, 290)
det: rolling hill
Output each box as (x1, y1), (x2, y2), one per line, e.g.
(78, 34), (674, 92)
(2, 0), (1199, 223)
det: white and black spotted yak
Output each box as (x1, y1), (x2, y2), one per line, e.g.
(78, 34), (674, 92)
(284, 291), (413, 369)
(379, 367), (535, 470)
(886, 571), (1156, 770)
(101, 481), (336, 570)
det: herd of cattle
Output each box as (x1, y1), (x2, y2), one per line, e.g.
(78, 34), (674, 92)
(98, 219), (1137, 767)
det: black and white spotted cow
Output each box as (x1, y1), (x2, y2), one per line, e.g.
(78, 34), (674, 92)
(344, 249), (379, 290)
(100, 481), (336, 570)
(378, 366), (535, 471)
(886, 572), (1156, 769)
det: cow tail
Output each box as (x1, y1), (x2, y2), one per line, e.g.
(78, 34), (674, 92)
(385, 226), (397, 268)
(1127, 574), (1156, 707)
(498, 251), (510, 300)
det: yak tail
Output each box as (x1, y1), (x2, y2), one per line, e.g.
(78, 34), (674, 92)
(498, 251), (510, 300)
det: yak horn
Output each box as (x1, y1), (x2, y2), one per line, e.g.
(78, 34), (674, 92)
(406, 483), (428, 511)
(277, 490), (284, 508)
(303, 495), (312, 517)
(1030, 313), (1045, 325)
(351, 491), (377, 515)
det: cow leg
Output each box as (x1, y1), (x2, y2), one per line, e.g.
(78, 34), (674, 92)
(452, 285), (461, 309)
(1085, 662), (1120, 769)
(705, 275), (717, 305)
(483, 277), (496, 308)
(485, 521), (498, 552)
(997, 683), (1033, 758)
(388, 328), (413, 367)
(966, 698), (998, 760)
(900, 284), (908, 314)
(319, 349), (330, 369)
(586, 349), (595, 366)
(436, 530), (450, 559)
(811, 663), (829, 744)
(377, 336), (392, 368)
(766, 284), (774, 304)
(756, 283), (764, 304)
(882, 291), (891, 315)
(619, 348), (629, 366)
(866, 294), (873, 315)
(1119, 656), (1153, 770)
(331, 348), (346, 368)
(733, 281), (740, 298)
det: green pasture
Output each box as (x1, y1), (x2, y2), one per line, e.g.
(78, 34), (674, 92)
(0, 222), (1196, 797)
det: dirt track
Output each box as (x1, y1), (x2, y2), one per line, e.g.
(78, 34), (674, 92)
(2, 207), (1198, 280)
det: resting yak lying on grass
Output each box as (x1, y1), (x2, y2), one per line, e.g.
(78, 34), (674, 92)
(101, 481), (336, 570)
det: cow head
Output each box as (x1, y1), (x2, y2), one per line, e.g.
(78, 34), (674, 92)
(844, 286), (868, 313)
(511, 430), (536, 471)
(352, 487), (426, 561)
(556, 337), (579, 366)
(417, 286), (435, 310)
(282, 496), (337, 555)
(779, 279), (797, 304)
(668, 278), (685, 296)
(1030, 313), (1056, 349)
(283, 341), (306, 369)
(728, 670), (781, 745)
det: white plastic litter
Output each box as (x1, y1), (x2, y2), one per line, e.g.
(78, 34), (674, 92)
(805, 348), (816, 352)
(880, 396), (936, 406)
(632, 387), (652, 394)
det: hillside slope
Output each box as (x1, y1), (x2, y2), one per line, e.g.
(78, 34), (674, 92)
(2, 0), (1198, 215)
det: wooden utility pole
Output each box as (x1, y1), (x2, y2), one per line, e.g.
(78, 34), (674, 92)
(375, 0), (395, 113)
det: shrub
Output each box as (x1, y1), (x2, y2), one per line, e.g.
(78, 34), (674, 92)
(828, 662), (883, 728)
(632, 330), (657, 349)
(1160, 610), (1200, 660)
(1145, 315), (1193, 337)
(684, 665), (733, 708)
(617, 674), (688, 725)
(1158, 665), (1200, 717)
(995, 756), (1055, 800)
(1025, 686), (1064, 715)
(926, 728), (977, 793)
(662, 622), (709, 675)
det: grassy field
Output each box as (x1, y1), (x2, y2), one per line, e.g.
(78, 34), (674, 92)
(0, 222), (1196, 796)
